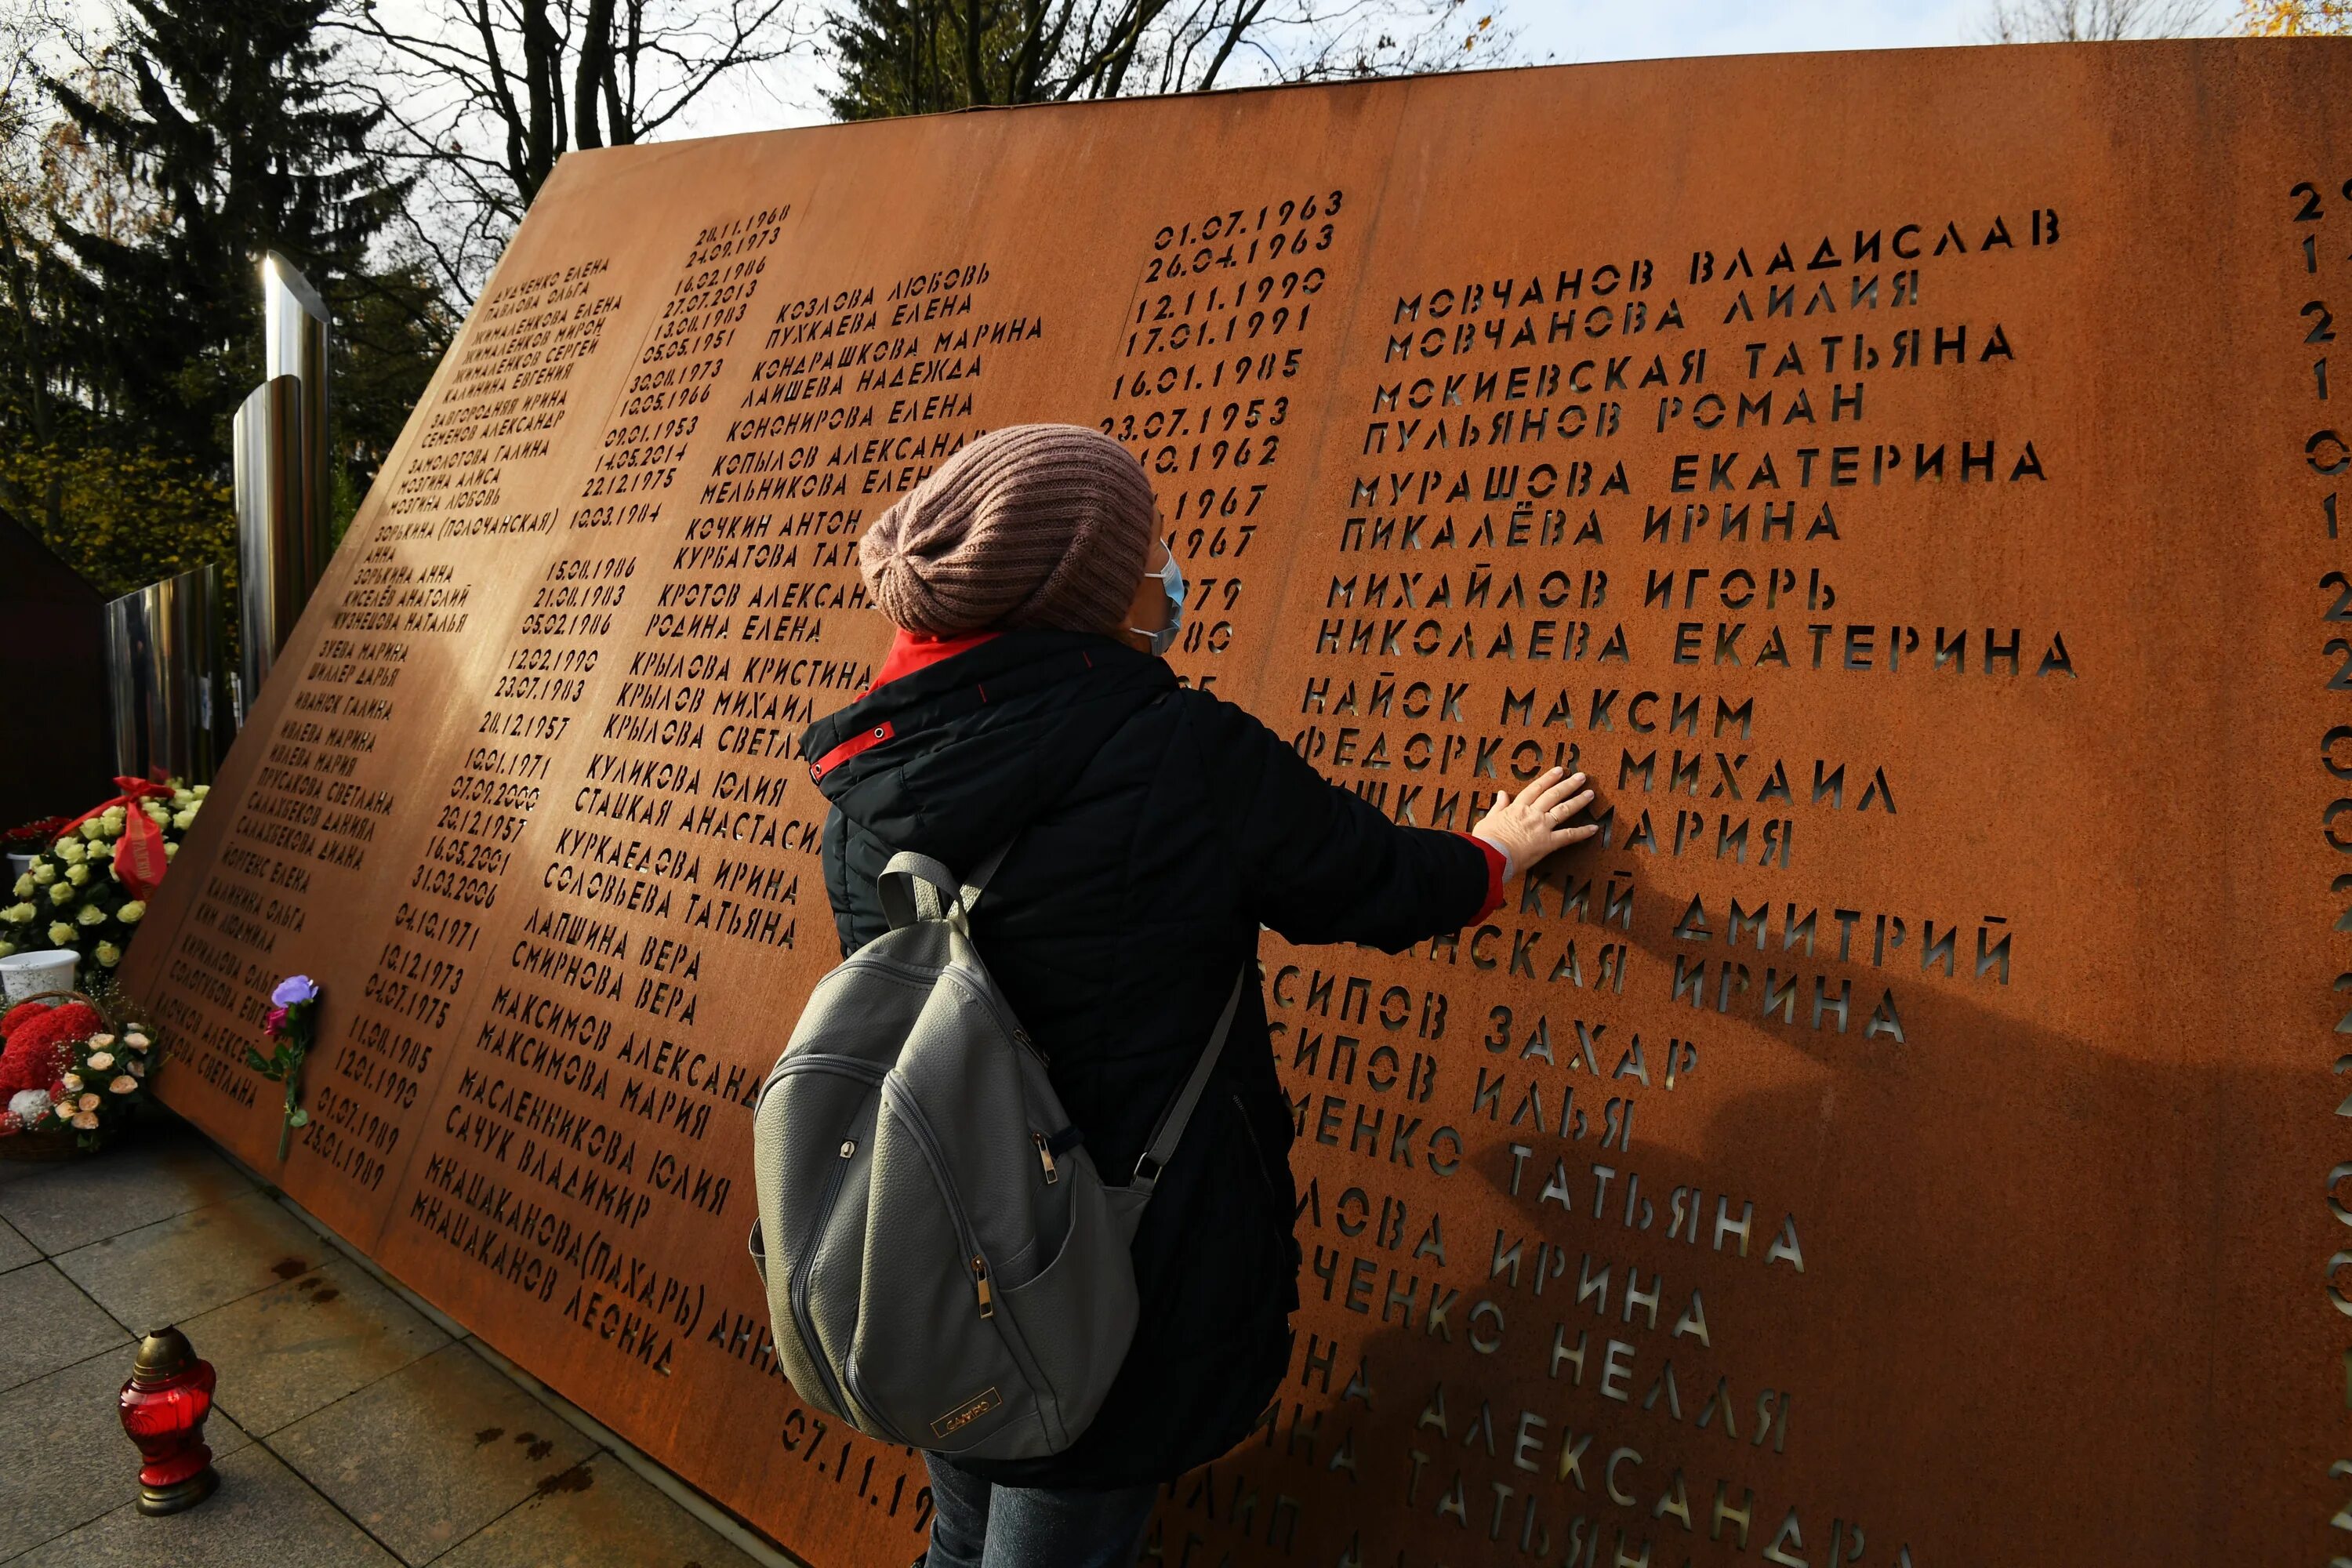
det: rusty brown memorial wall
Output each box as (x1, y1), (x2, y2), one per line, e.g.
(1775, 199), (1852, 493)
(121, 39), (2352, 1565)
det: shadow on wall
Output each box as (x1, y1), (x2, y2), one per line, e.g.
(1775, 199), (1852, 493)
(1149, 848), (2279, 1568)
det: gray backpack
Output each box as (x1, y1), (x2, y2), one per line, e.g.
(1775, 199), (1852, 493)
(748, 844), (1243, 1460)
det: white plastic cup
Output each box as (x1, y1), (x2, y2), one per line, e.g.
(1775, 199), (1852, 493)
(0, 949), (80, 1006)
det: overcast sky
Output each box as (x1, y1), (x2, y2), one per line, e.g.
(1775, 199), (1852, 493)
(672, 0), (2184, 137)
(1512, 0), (1987, 64)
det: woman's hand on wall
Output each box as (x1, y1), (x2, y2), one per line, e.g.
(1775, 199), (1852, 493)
(1471, 768), (1598, 881)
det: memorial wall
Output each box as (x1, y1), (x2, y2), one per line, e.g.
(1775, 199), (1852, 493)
(121, 39), (2352, 1565)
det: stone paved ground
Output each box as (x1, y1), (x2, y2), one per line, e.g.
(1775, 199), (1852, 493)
(0, 1114), (799, 1568)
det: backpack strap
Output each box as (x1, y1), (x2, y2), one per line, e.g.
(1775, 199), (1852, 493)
(878, 841), (1014, 929)
(960, 840), (1013, 911)
(1129, 969), (1248, 1199)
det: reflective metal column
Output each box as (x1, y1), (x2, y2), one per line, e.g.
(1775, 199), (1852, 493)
(234, 252), (332, 720)
(105, 565), (229, 784)
(233, 374), (307, 720)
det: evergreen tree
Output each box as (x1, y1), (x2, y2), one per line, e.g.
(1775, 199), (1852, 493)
(826, 0), (1508, 120)
(827, 0), (1073, 118)
(45, 0), (412, 464)
(329, 263), (452, 533)
(828, 0), (968, 118)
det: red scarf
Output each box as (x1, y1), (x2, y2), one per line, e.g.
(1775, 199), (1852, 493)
(869, 629), (998, 691)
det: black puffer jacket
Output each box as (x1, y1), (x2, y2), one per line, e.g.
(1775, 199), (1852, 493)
(799, 629), (1490, 1489)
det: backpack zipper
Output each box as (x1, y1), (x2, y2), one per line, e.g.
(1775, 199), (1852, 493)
(880, 1076), (1003, 1320)
(944, 968), (1050, 1067)
(754, 1050), (884, 1111)
(1032, 1132), (1059, 1185)
(788, 1135), (859, 1420)
(882, 1080), (1058, 1442)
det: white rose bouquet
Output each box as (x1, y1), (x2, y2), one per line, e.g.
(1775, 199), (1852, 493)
(0, 782), (206, 967)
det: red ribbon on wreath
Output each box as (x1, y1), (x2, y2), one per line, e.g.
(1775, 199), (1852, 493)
(58, 779), (175, 901)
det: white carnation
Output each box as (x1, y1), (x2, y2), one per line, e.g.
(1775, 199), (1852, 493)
(8, 1089), (51, 1124)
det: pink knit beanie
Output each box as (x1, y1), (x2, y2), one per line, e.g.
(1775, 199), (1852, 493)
(858, 424), (1156, 637)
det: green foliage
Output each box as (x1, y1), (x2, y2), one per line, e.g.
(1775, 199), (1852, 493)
(829, 0), (1044, 117)
(45, 0), (412, 459)
(826, 0), (1512, 119)
(0, 436), (234, 601)
(0, 0), (446, 597)
(331, 263), (456, 536)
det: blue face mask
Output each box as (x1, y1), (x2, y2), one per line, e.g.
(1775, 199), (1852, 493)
(1134, 552), (1185, 655)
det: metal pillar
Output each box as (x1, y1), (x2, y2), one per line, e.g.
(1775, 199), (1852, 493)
(234, 375), (308, 721)
(234, 253), (332, 720)
(104, 564), (229, 785)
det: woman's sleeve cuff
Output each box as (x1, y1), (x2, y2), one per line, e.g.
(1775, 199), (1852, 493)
(1457, 833), (1508, 922)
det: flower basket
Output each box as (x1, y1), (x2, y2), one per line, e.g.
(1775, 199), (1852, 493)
(0, 987), (156, 1156)
(0, 1123), (80, 1162)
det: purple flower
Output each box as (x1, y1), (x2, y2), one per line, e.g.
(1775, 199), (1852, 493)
(270, 975), (318, 1007)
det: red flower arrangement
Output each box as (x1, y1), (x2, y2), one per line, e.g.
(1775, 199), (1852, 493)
(0, 999), (96, 1102)
(0, 997), (154, 1149)
(2, 817), (74, 856)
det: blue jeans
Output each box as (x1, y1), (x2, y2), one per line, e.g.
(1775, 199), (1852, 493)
(920, 1454), (1157, 1568)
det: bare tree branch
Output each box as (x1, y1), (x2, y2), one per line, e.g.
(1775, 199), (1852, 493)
(343, 0), (815, 303)
(1980, 0), (2217, 39)
(829, 0), (1514, 121)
